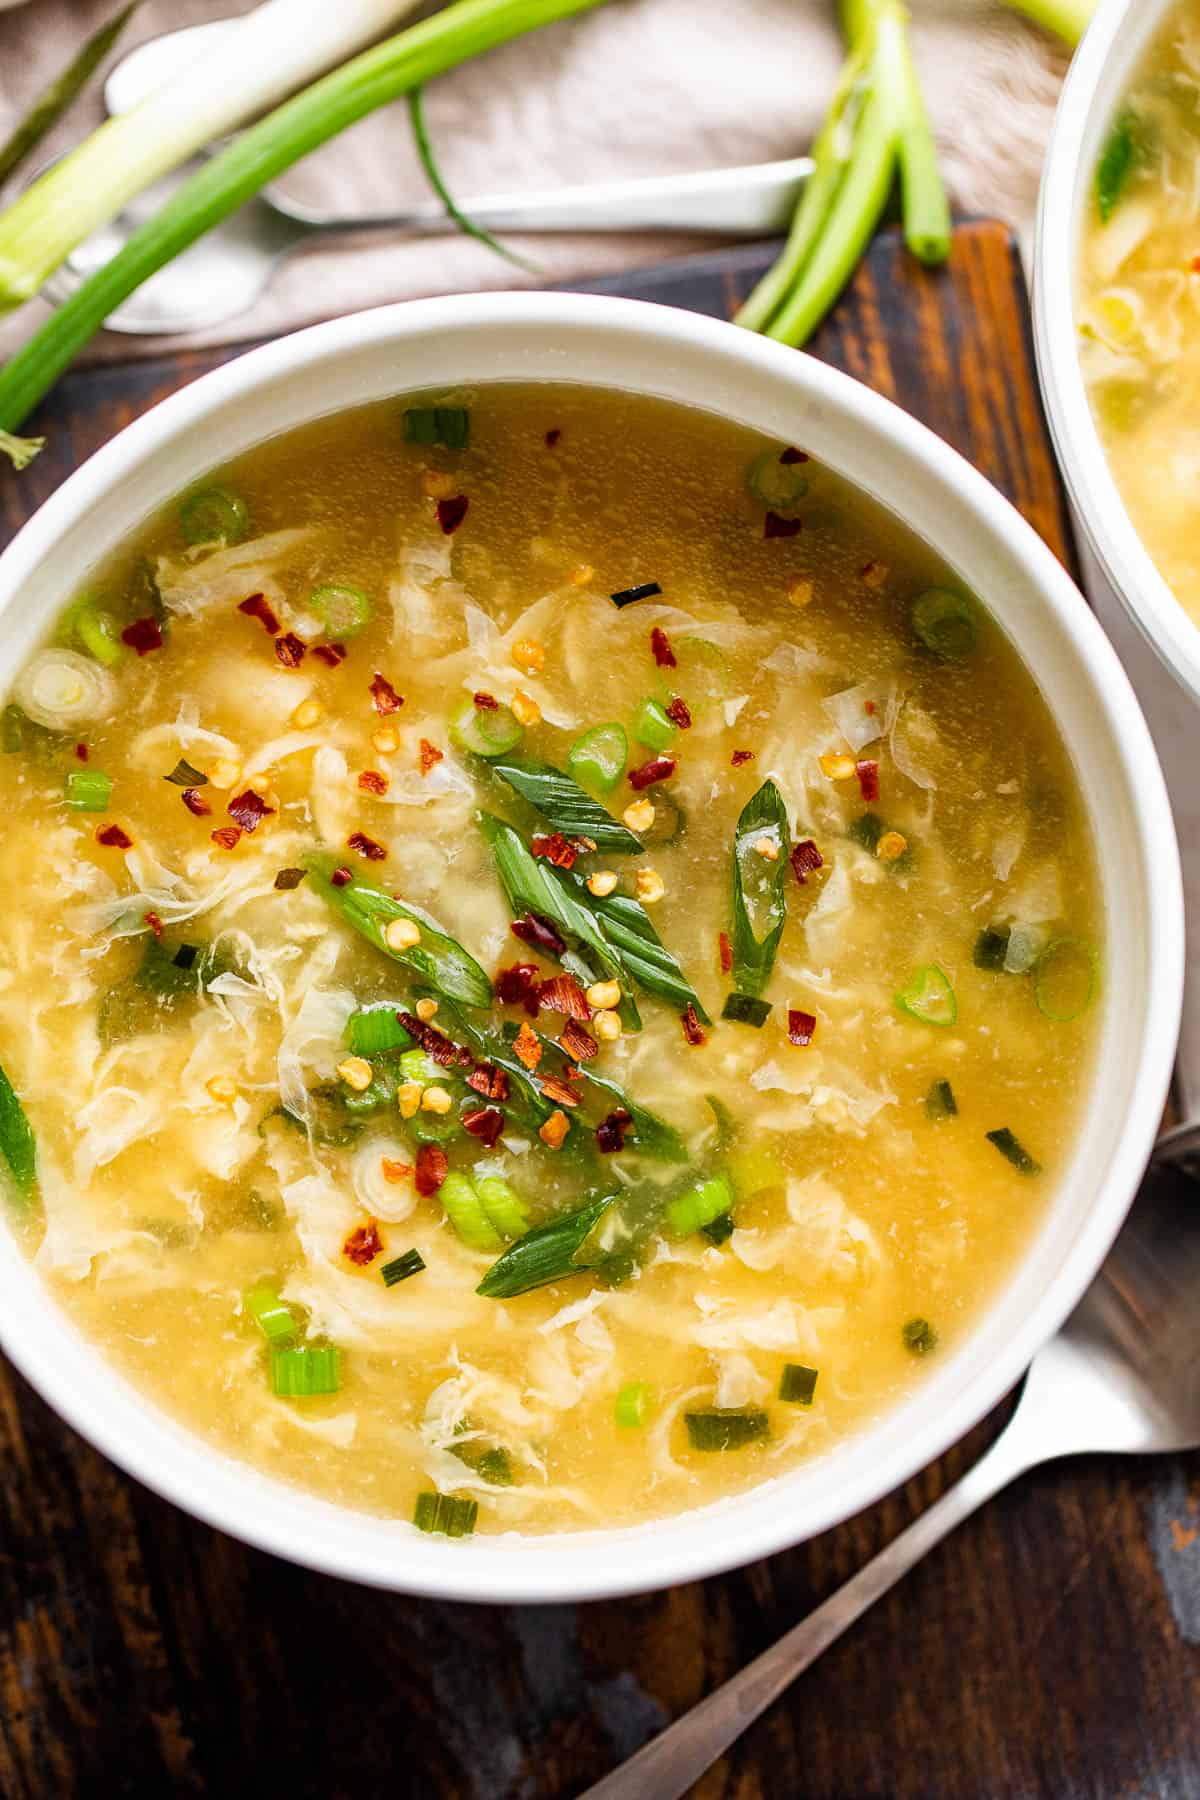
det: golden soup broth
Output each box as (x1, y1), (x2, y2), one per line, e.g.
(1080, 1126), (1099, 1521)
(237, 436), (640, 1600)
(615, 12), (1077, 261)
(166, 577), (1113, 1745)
(0, 386), (1101, 1534)
(1079, 3), (1200, 624)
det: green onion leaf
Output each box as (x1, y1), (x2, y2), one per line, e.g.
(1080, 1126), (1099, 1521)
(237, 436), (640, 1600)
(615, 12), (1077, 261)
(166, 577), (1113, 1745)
(848, 811), (883, 853)
(1033, 937), (1097, 1022)
(745, 446), (809, 511)
(67, 597), (126, 667)
(0, 1060), (37, 1199)
(615, 1381), (653, 1428)
(346, 1004), (413, 1056)
(164, 758), (206, 788)
(973, 925), (1010, 971)
(450, 697), (524, 759)
(728, 780), (790, 998)
(0, 1), (143, 188)
(721, 993), (772, 1027)
(567, 1059), (689, 1163)
(305, 854), (492, 1009)
(308, 583), (372, 639)
(483, 753), (643, 853)
(986, 1127), (1041, 1175)
(610, 582), (662, 608)
(1096, 109), (1137, 223)
(895, 964), (956, 1027)
(64, 768), (113, 812)
(684, 1408), (770, 1451)
(408, 88), (538, 273)
(925, 1077), (957, 1120)
(910, 588), (976, 658)
(700, 1212), (734, 1246)
(402, 405), (470, 449)
(382, 1249), (426, 1287)
(632, 698), (678, 754)
(476, 1193), (616, 1299)
(244, 1285), (296, 1344)
(414, 1491), (478, 1537)
(902, 1317), (938, 1355)
(779, 1362), (818, 1404)
(270, 1343), (341, 1397)
(478, 812), (626, 994)
(179, 486), (248, 547)
(664, 1172), (734, 1240)
(567, 722), (628, 794)
(556, 862), (708, 1022)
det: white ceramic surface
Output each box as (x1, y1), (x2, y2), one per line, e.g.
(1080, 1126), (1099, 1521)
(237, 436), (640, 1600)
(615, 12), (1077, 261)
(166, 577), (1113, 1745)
(0, 293), (1182, 1601)
(1034, 0), (1200, 704)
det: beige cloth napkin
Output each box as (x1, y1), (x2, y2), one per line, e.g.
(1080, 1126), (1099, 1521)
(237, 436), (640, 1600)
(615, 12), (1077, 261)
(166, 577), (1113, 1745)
(0, 0), (1070, 364)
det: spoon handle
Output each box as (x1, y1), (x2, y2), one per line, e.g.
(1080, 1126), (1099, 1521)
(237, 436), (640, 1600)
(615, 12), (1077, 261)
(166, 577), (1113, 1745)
(579, 1425), (1039, 1800)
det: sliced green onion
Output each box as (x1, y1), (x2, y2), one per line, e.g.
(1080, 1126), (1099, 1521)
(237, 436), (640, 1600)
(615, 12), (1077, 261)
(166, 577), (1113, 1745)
(1034, 938), (1097, 1022)
(382, 1249), (426, 1287)
(414, 1491), (478, 1536)
(179, 486), (248, 547)
(309, 583), (372, 639)
(745, 446), (809, 511)
(567, 722), (628, 794)
(483, 752), (643, 853)
(848, 811), (883, 853)
(476, 1193), (616, 1299)
(986, 1127), (1041, 1175)
(701, 1212), (735, 1246)
(164, 758), (206, 788)
(440, 1170), (505, 1253)
(779, 1362), (818, 1404)
(346, 1004), (412, 1056)
(244, 1285), (297, 1344)
(973, 925), (1010, 971)
(895, 963), (956, 1027)
(633, 698), (677, 753)
(475, 1175), (529, 1242)
(721, 993), (772, 1028)
(450, 697), (524, 759)
(684, 1408), (770, 1452)
(403, 405), (470, 449)
(398, 1047), (442, 1085)
(64, 768), (113, 812)
(474, 1446), (513, 1486)
(406, 1107), (459, 1145)
(902, 1317), (938, 1355)
(910, 587), (976, 658)
(610, 582), (662, 609)
(727, 1142), (786, 1199)
(729, 779), (790, 998)
(925, 1078), (957, 1121)
(0, 1), (143, 188)
(1096, 109), (1137, 223)
(615, 1381), (653, 1428)
(305, 855), (493, 1009)
(270, 1343), (341, 1397)
(68, 598), (126, 667)
(0, 1060), (37, 1198)
(665, 1173), (734, 1240)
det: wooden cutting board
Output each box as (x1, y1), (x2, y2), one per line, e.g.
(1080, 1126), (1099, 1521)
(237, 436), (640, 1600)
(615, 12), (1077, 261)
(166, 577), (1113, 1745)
(1, 223), (1198, 1800)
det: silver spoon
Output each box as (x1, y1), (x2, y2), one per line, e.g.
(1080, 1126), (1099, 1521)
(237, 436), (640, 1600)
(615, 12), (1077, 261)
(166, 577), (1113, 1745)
(579, 1155), (1200, 1800)
(34, 17), (811, 336)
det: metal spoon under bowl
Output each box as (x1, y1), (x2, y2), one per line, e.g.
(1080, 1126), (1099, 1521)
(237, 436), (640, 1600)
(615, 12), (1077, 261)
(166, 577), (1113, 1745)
(580, 1155), (1200, 1800)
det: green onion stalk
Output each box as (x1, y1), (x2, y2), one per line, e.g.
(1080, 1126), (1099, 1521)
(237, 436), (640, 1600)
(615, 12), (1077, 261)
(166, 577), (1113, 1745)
(1004, 0), (1094, 41)
(0, 0), (609, 466)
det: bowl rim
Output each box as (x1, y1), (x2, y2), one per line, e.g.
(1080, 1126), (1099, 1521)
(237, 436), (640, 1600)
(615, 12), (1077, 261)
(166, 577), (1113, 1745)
(1033, 0), (1200, 704)
(0, 290), (1183, 1602)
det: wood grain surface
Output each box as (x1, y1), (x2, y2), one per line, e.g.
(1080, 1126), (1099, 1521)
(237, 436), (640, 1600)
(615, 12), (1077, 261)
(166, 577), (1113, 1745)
(1, 223), (1198, 1800)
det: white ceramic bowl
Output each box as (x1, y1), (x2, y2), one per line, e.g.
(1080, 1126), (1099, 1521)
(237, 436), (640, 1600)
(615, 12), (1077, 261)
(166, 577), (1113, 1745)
(1034, 0), (1200, 702)
(0, 294), (1182, 1601)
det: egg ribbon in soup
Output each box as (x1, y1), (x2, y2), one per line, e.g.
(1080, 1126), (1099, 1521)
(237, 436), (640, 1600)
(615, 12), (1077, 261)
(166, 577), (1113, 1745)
(0, 386), (1102, 1535)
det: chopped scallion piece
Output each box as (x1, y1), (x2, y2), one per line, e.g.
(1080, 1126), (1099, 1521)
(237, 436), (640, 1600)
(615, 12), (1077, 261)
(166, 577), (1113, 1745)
(973, 925), (1010, 971)
(684, 1408), (770, 1451)
(986, 1127), (1041, 1175)
(0, 1059), (37, 1199)
(69, 597), (125, 667)
(610, 582), (662, 608)
(381, 1249), (426, 1287)
(244, 1284), (296, 1344)
(848, 811), (883, 853)
(902, 1317), (938, 1355)
(476, 1193), (616, 1299)
(179, 486), (248, 547)
(911, 588), (976, 658)
(566, 722), (628, 796)
(403, 406), (470, 449)
(700, 1211), (735, 1246)
(449, 697), (524, 759)
(729, 779), (790, 998)
(721, 993), (772, 1027)
(615, 1381), (653, 1428)
(346, 1004), (412, 1056)
(308, 583), (372, 639)
(745, 446), (808, 511)
(633, 697), (677, 753)
(270, 1342), (340, 1397)
(64, 768), (113, 812)
(665, 1172), (734, 1240)
(475, 1175), (529, 1241)
(895, 964), (956, 1027)
(164, 758), (206, 788)
(440, 1170), (505, 1253)
(1033, 937), (1097, 1022)
(413, 1490), (478, 1536)
(779, 1362), (818, 1404)
(1096, 110), (1137, 223)
(398, 1047), (443, 1085)
(925, 1077), (957, 1120)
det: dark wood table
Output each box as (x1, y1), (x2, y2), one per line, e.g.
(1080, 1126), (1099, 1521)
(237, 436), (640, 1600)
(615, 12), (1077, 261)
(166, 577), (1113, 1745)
(2, 225), (1198, 1800)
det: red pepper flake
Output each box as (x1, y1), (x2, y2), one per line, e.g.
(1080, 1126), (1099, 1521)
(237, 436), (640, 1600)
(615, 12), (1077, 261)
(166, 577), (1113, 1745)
(560, 1017), (598, 1062)
(358, 769), (388, 796)
(495, 961), (542, 1011)
(680, 1004), (706, 1047)
(274, 632), (305, 669)
(512, 912), (567, 957)
(462, 1106), (505, 1149)
(1192, 254), (1200, 274)
(545, 428), (562, 447)
(731, 749), (754, 768)
(780, 447), (810, 465)
(540, 1075), (582, 1108)
(95, 824), (132, 849)
(396, 1011), (473, 1069)
(343, 1219), (383, 1266)
(596, 1108), (632, 1153)
(75, 743), (88, 762)
(467, 1063), (511, 1102)
(121, 616), (164, 656)
(436, 494), (469, 535)
(790, 839), (824, 885)
(415, 1144), (449, 1197)
(665, 696), (692, 730)
(513, 1021), (543, 1070)
(330, 865), (353, 888)
(313, 642), (346, 668)
(369, 672), (403, 716)
(178, 787), (210, 817)
(537, 974), (591, 1021)
(211, 825), (242, 851)
(855, 759), (880, 803)
(143, 910), (164, 940)
(347, 830), (386, 861)
(650, 626), (676, 668)
(788, 1009), (817, 1047)
(629, 756), (675, 791)
(718, 930), (733, 974)
(418, 738), (444, 776)
(531, 832), (579, 870)
(237, 593), (280, 636)
(864, 699), (877, 716)
(473, 690), (499, 711)
(764, 512), (802, 540)
(228, 789), (275, 834)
